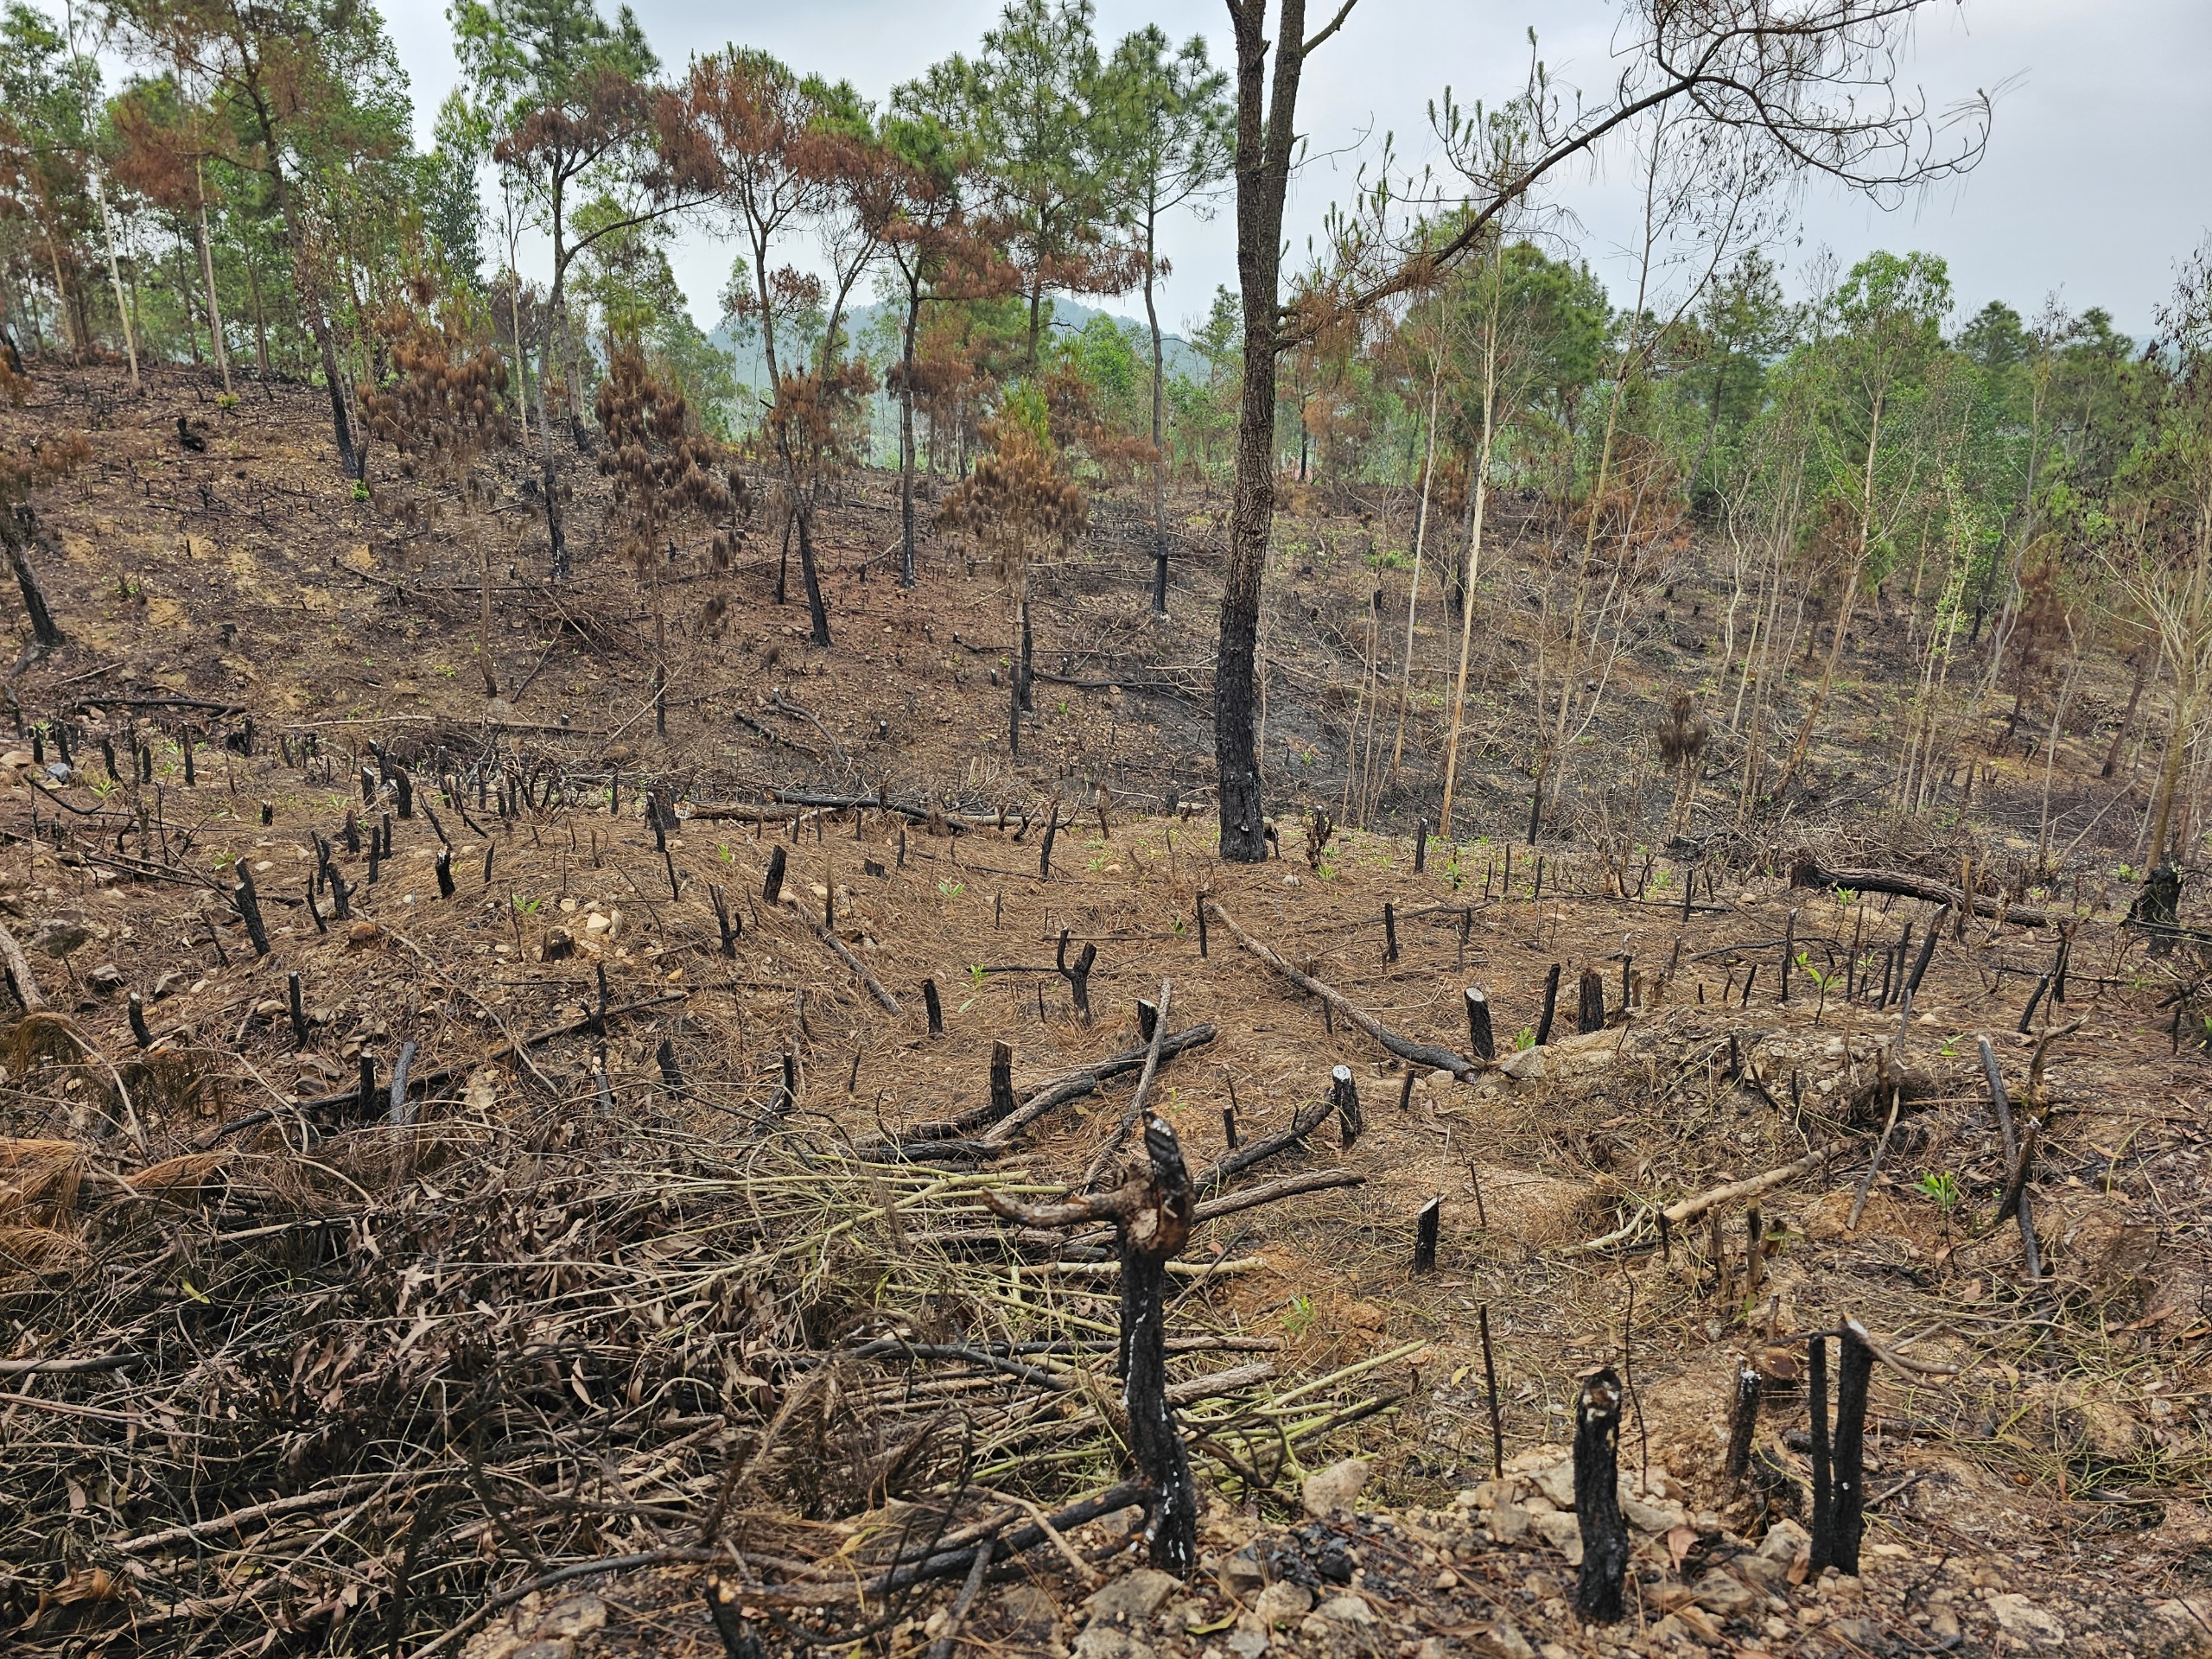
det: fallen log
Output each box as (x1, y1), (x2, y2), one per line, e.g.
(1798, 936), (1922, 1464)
(1791, 858), (2047, 928)
(1204, 899), (1479, 1079)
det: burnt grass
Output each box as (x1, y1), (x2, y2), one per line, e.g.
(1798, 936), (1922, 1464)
(2, 363), (2209, 1658)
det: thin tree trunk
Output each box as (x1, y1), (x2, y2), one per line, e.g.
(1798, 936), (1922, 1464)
(1145, 212), (1170, 615)
(1777, 391), (1884, 795)
(1440, 265), (1503, 836)
(1216, 0), (1313, 863)
(899, 279), (921, 588)
(1389, 343), (1445, 780)
(195, 162), (231, 397)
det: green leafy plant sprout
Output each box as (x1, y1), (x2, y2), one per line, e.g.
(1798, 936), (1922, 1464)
(938, 879), (965, 899)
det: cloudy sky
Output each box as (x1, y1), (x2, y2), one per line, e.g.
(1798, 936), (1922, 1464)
(372, 0), (2212, 342)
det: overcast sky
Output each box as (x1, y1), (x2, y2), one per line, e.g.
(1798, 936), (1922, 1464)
(372, 0), (2212, 342)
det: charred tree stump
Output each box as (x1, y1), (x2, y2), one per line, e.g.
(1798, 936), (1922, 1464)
(435, 848), (454, 899)
(1222, 1104), (1237, 1148)
(1136, 997), (1159, 1042)
(1382, 901), (1400, 963)
(1807, 1334), (1834, 1573)
(1414, 819), (1427, 873)
(986, 1115), (1202, 1574)
(2018, 972), (2050, 1033)
(1057, 931), (1097, 1023)
(357, 1055), (376, 1120)
(989, 1040), (1017, 1122)
(287, 972), (308, 1050)
(1465, 987), (1495, 1061)
(1573, 1368), (1629, 1623)
(128, 991), (152, 1049)
(1780, 907), (1798, 1003)
(762, 844), (787, 906)
(328, 868), (352, 920)
(1576, 967), (1605, 1034)
(1039, 800), (1061, 878)
(1413, 1197), (1440, 1274)
(1535, 963), (1562, 1046)
(709, 884), (740, 956)
(1331, 1065), (1363, 1148)
(657, 1038), (687, 1096)
(1828, 1322), (1875, 1574)
(2129, 863), (2182, 956)
(922, 977), (944, 1036)
(394, 770), (414, 820)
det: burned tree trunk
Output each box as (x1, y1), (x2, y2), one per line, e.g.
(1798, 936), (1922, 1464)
(1573, 1367), (1629, 1622)
(986, 1113), (1200, 1574)
(2, 506), (67, 650)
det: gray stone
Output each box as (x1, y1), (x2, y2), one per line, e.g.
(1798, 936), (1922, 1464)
(1084, 1569), (1181, 1623)
(1691, 1569), (1757, 1617)
(1499, 1046), (1547, 1081)
(1318, 1595), (1374, 1625)
(1071, 1627), (1154, 1659)
(1226, 1631), (1269, 1659)
(1987, 1594), (2067, 1645)
(509, 1644), (573, 1659)
(1486, 1503), (1530, 1542)
(1217, 1547), (1266, 1599)
(1484, 1618), (1538, 1659)
(1532, 1509), (1583, 1564)
(1000, 1583), (1061, 1630)
(1530, 1460), (1576, 1510)
(1302, 1457), (1371, 1517)
(537, 1598), (607, 1640)
(1755, 1518), (1810, 1564)
(1255, 1582), (1313, 1627)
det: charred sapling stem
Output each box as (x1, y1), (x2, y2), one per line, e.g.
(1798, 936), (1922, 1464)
(1724, 1354), (1764, 1481)
(988, 1040), (1017, 1122)
(762, 844), (787, 906)
(1382, 901), (1400, 963)
(1535, 963), (1562, 1046)
(921, 977), (944, 1036)
(128, 991), (152, 1049)
(288, 972), (308, 1050)
(1807, 1335), (1834, 1573)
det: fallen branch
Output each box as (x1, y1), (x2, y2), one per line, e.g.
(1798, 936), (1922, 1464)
(1204, 899), (1478, 1079)
(0, 918), (47, 1010)
(814, 923), (902, 1014)
(1566, 1148), (1833, 1255)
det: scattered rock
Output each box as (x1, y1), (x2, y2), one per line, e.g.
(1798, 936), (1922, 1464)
(1691, 1568), (1758, 1617)
(1084, 1569), (1180, 1623)
(999, 1583), (1061, 1631)
(1317, 1594), (1373, 1624)
(1484, 1618), (1537, 1659)
(536, 1598), (605, 1639)
(1530, 1459), (1575, 1510)
(1987, 1593), (2067, 1645)
(1532, 1510), (1582, 1563)
(1071, 1626), (1154, 1659)
(1225, 1631), (1268, 1659)
(1302, 1457), (1370, 1517)
(1255, 1581), (1313, 1626)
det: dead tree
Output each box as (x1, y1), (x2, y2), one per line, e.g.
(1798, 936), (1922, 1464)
(985, 1113), (1201, 1574)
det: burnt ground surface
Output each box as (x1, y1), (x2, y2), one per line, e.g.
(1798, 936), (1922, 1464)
(1, 365), (2209, 1659)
